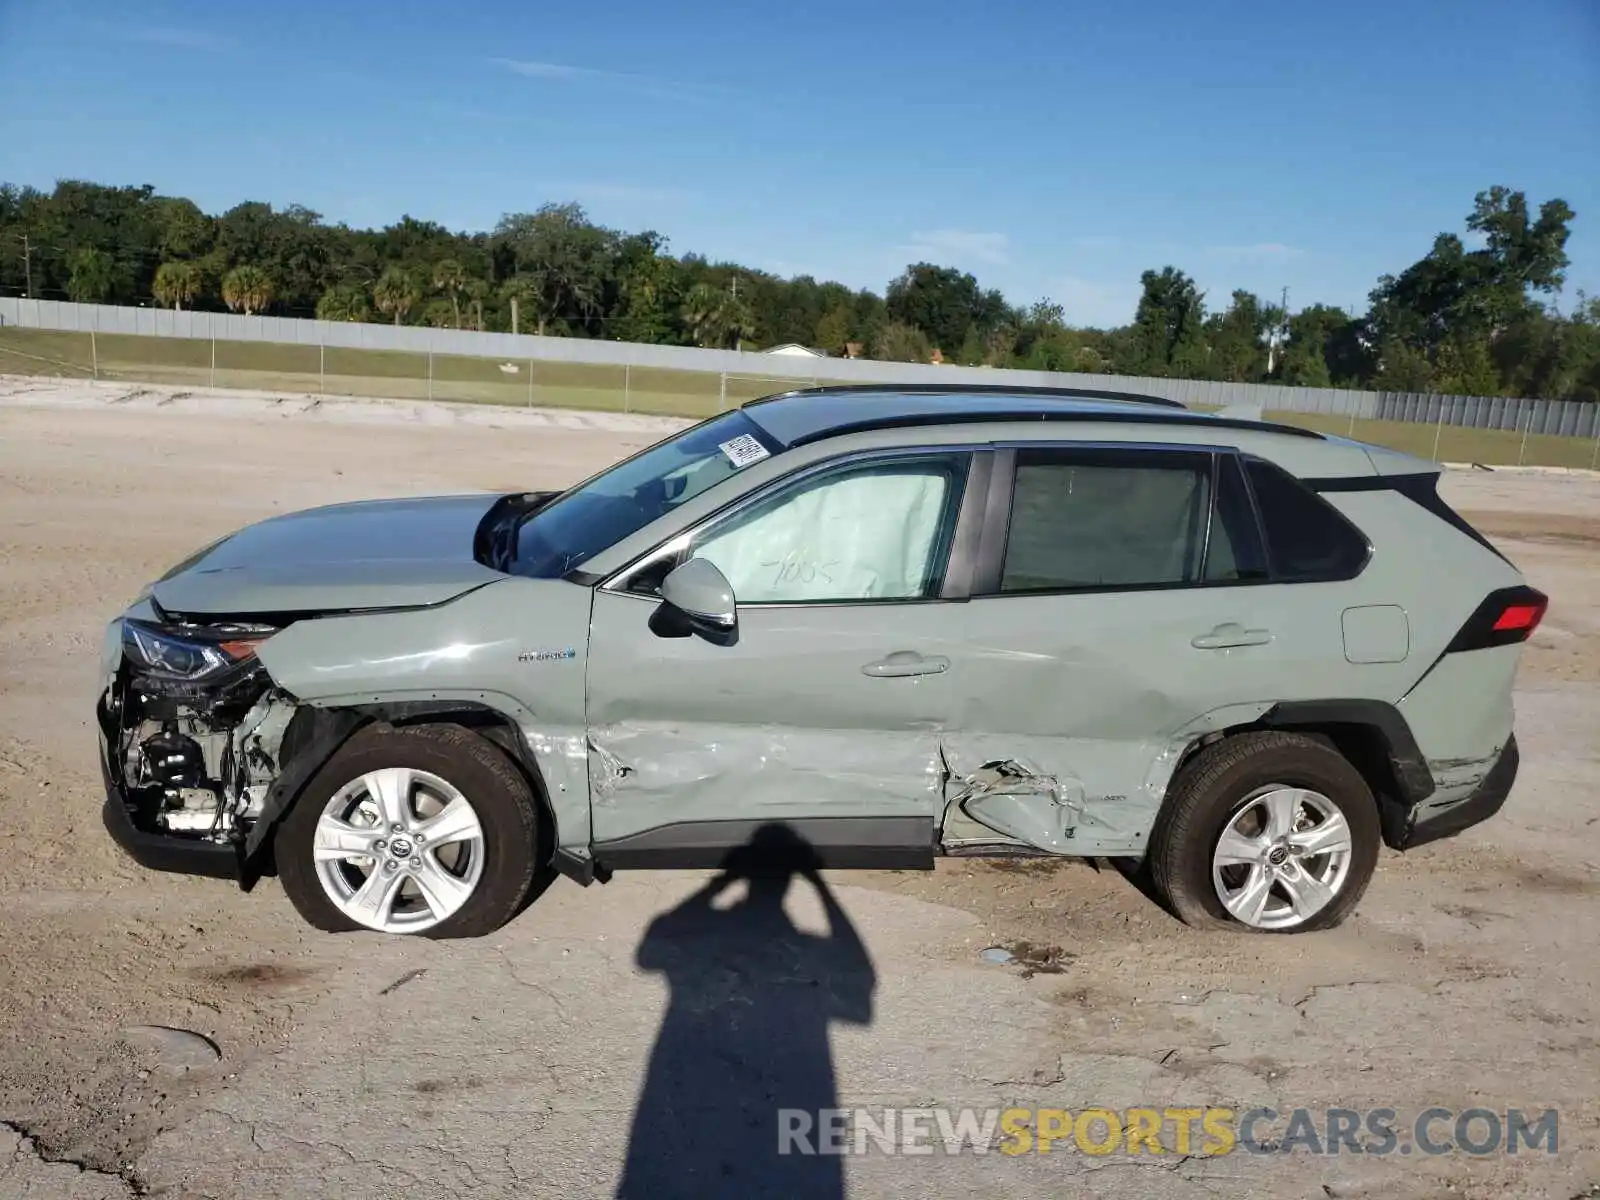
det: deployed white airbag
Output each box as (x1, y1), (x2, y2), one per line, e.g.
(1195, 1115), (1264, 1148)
(693, 467), (951, 603)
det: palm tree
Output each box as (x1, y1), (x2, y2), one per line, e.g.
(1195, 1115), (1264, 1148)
(152, 261), (203, 310)
(464, 279), (489, 332)
(316, 284), (371, 323)
(682, 282), (727, 348)
(221, 265), (274, 316)
(422, 298), (456, 329)
(372, 266), (420, 326)
(501, 276), (538, 335)
(432, 258), (467, 328)
(66, 248), (117, 304)
(724, 294), (756, 352)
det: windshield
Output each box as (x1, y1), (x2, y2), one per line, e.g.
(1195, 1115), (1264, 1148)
(511, 410), (783, 578)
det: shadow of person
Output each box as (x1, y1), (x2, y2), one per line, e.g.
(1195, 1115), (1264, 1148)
(616, 823), (876, 1199)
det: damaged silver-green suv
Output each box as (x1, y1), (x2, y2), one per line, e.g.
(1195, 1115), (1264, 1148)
(99, 385), (1544, 937)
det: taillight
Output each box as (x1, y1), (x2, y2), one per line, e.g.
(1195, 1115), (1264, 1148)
(1446, 586), (1549, 653)
(1492, 603), (1544, 634)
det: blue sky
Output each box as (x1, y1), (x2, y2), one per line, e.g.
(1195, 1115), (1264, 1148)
(2, 0), (1596, 327)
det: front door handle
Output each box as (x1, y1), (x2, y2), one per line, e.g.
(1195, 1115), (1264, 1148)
(1192, 623), (1273, 650)
(861, 651), (950, 678)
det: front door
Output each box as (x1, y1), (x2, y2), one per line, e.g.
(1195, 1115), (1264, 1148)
(584, 449), (975, 868)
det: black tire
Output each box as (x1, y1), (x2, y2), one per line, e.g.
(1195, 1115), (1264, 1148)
(1148, 731), (1380, 933)
(275, 723), (543, 938)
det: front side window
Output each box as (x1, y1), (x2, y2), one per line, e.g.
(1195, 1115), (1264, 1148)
(684, 454), (968, 604)
(999, 449), (1228, 592)
(511, 410), (782, 579)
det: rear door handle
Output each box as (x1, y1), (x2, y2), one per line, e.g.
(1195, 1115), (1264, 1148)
(861, 651), (950, 678)
(1192, 623), (1273, 650)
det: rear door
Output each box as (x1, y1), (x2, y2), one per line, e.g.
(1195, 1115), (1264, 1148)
(943, 442), (1410, 857)
(584, 447), (983, 867)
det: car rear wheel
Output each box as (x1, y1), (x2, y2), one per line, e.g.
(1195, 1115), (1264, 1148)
(1149, 731), (1380, 933)
(276, 723), (542, 938)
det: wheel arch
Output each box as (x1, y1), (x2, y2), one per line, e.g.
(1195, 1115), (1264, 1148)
(243, 697), (572, 885)
(1166, 699), (1434, 853)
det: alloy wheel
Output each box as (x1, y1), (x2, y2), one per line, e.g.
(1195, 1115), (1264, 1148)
(312, 767), (486, 933)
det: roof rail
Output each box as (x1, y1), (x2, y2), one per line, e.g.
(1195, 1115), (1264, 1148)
(746, 382), (1188, 410)
(782, 407), (1324, 447)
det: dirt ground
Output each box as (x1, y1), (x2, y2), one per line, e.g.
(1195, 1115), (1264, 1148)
(2, 377), (1598, 1199)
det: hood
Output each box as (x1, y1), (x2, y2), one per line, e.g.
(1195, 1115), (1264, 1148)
(150, 494), (510, 617)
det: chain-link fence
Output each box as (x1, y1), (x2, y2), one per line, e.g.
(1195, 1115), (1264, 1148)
(0, 325), (838, 418)
(2, 300), (1598, 469)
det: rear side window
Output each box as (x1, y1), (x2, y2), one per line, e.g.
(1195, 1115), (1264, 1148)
(1000, 449), (1243, 592)
(1245, 459), (1369, 581)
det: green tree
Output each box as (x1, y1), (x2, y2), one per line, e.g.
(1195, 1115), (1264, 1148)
(464, 278), (489, 332)
(66, 247), (117, 303)
(1122, 267), (1207, 377)
(1374, 340), (1435, 392)
(1203, 290), (1273, 382)
(153, 197), (213, 261)
(492, 203), (614, 335)
(682, 282), (727, 348)
(316, 284), (372, 323)
(872, 320), (932, 363)
(432, 258), (467, 328)
(611, 232), (678, 344)
(1367, 187), (1576, 394)
(501, 276), (537, 335)
(1432, 338), (1502, 397)
(956, 326), (987, 366)
(422, 298), (457, 328)
(1278, 304), (1368, 387)
(885, 263), (1006, 357)
(372, 266), (420, 326)
(152, 260), (203, 310)
(813, 305), (852, 355)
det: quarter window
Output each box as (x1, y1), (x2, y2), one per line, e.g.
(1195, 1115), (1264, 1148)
(685, 455), (968, 604)
(1244, 459), (1369, 581)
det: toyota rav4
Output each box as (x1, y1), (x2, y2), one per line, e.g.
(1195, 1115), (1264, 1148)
(98, 385), (1543, 937)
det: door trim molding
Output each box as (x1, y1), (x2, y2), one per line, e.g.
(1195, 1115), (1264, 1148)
(592, 816), (937, 871)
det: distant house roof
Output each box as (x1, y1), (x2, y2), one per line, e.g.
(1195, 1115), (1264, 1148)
(763, 343), (825, 357)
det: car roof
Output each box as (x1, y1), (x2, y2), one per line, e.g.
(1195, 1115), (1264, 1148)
(741, 384), (1323, 447)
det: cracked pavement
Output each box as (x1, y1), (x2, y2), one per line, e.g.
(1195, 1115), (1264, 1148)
(3, 381), (1599, 1198)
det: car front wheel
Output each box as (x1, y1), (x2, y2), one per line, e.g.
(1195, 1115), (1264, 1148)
(275, 723), (542, 938)
(1149, 731), (1380, 933)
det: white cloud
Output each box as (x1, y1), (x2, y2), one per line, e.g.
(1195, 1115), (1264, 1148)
(900, 229), (1011, 266)
(490, 58), (719, 102)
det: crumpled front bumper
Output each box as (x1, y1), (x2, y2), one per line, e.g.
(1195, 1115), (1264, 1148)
(97, 698), (241, 880)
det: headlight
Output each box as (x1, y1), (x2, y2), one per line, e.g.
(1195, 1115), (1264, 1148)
(122, 620), (272, 682)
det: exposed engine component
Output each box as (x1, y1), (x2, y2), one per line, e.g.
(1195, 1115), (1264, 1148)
(138, 727), (207, 790)
(105, 615), (303, 847)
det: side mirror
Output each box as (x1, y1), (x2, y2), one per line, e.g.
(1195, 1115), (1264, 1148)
(658, 558), (737, 635)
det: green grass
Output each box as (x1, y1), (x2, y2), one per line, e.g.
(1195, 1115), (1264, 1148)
(3, 326), (1596, 469)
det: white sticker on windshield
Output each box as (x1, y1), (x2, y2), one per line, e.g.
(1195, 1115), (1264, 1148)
(718, 433), (771, 469)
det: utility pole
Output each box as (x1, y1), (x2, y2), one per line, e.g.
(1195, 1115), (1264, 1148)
(22, 235), (32, 299)
(1267, 285), (1288, 376)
